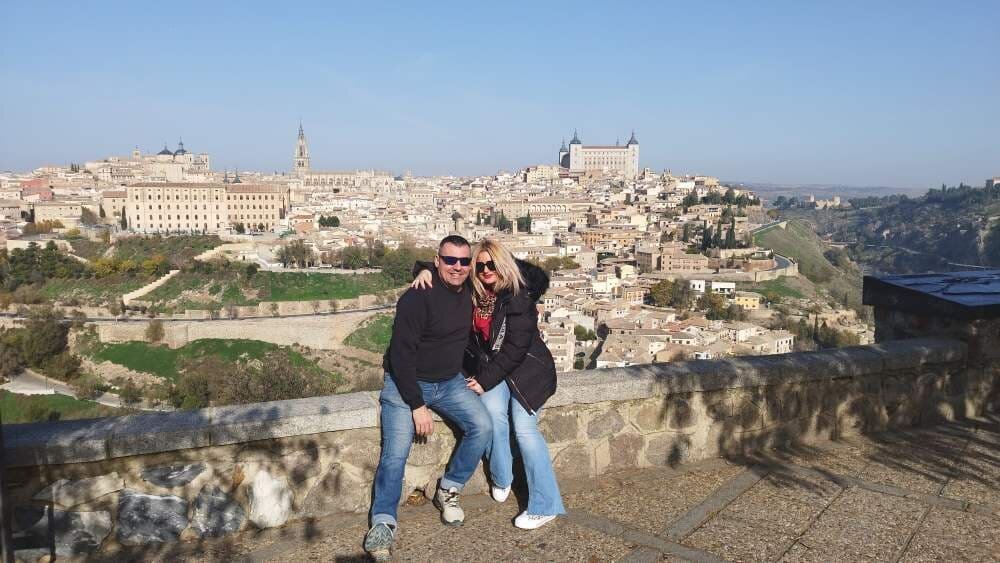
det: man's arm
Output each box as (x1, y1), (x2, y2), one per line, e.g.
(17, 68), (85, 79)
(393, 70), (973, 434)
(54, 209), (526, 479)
(388, 290), (428, 410)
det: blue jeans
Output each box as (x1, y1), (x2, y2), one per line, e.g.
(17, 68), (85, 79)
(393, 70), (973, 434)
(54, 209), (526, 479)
(370, 373), (492, 527)
(481, 380), (566, 516)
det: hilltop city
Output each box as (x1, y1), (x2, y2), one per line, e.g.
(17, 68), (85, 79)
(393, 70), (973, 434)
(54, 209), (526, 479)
(0, 125), (894, 414)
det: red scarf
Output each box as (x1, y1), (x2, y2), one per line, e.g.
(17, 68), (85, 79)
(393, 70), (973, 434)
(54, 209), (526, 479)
(473, 289), (496, 341)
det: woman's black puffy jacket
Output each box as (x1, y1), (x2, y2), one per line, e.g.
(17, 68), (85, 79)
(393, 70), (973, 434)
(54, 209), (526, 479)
(413, 259), (557, 413)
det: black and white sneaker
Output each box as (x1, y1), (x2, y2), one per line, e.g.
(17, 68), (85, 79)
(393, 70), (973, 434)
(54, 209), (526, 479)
(433, 486), (465, 526)
(363, 522), (396, 561)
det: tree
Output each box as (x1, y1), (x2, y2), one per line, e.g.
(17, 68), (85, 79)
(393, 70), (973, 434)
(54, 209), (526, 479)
(538, 256), (580, 274)
(119, 378), (143, 407)
(120, 207), (128, 230)
(722, 188), (736, 205)
(80, 208), (99, 225)
(516, 212), (532, 233)
(19, 306), (69, 368)
(42, 352), (81, 381)
(698, 292), (728, 320)
(318, 215), (340, 228)
(724, 222), (736, 249)
(0, 342), (24, 380)
(682, 193), (699, 210)
(496, 212), (512, 232)
(99, 205), (106, 219)
(341, 246), (367, 269)
(71, 372), (103, 400)
(277, 239), (314, 268)
(574, 324), (597, 341)
(649, 280), (675, 307)
(233, 222), (246, 234)
(145, 319), (165, 343)
(451, 211), (462, 230)
(702, 226), (714, 251)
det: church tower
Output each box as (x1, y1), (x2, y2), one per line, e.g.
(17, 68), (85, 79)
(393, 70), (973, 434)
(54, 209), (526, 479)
(294, 121), (310, 177)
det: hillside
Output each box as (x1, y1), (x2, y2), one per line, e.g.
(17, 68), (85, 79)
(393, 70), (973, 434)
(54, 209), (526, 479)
(785, 182), (1000, 274)
(754, 220), (863, 309)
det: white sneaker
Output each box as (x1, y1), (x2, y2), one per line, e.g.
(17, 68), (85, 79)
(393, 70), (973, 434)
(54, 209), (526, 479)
(433, 486), (465, 526)
(514, 512), (558, 530)
(491, 485), (511, 503)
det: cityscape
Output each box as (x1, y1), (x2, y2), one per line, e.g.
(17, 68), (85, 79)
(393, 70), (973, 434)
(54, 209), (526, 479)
(0, 123), (879, 412)
(1, 2), (998, 562)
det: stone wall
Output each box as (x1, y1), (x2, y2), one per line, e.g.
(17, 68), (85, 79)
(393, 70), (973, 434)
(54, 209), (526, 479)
(5, 337), (998, 557)
(94, 308), (388, 350)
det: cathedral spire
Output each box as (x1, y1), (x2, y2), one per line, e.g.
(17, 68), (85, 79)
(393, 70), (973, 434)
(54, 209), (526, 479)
(294, 121), (310, 176)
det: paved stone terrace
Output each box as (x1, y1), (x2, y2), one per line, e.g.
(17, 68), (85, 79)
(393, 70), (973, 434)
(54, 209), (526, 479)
(96, 416), (999, 562)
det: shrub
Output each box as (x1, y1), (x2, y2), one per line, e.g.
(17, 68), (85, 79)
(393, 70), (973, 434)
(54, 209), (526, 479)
(42, 352), (81, 382)
(72, 372), (104, 400)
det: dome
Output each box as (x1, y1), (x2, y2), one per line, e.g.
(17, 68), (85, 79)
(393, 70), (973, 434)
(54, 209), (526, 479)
(570, 130), (582, 145)
(174, 139), (187, 155)
(157, 145), (174, 156)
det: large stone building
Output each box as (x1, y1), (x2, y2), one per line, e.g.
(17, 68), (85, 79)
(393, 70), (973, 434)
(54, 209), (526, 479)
(558, 130), (639, 179)
(111, 182), (289, 234)
(292, 124), (394, 191)
(85, 140), (211, 184)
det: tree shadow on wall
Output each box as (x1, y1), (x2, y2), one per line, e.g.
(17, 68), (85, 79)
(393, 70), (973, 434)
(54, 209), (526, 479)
(643, 339), (1000, 498)
(5, 393), (388, 562)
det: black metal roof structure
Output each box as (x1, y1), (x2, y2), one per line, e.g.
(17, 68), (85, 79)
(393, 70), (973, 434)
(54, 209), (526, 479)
(863, 270), (1000, 319)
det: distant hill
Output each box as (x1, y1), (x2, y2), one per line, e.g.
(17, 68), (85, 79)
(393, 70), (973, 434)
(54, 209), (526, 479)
(728, 181), (925, 201)
(782, 182), (1000, 274)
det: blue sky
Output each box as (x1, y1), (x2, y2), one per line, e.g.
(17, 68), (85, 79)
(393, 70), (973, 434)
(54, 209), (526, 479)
(1, 1), (997, 188)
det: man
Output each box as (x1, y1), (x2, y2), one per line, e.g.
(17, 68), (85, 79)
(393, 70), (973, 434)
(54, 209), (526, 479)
(364, 235), (492, 561)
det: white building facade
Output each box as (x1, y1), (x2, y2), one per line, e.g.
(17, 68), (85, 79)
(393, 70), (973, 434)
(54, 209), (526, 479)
(558, 130), (639, 179)
(117, 182), (289, 234)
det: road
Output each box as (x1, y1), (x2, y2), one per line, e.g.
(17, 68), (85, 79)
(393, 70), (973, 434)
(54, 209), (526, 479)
(0, 369), (168, 411)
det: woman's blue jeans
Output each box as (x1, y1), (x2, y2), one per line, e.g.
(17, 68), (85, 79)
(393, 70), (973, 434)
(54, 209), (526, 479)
(481, 380), (566, 516)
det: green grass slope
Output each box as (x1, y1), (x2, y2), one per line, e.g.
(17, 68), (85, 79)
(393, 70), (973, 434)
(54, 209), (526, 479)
(344, 313), (393, 355)
(755, 220), (862, 308)
(88, 338), (334, 382)
(0, 390), (123, 424)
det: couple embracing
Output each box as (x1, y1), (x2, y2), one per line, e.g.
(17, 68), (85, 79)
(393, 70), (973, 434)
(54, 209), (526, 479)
(364, 235), (565, 560)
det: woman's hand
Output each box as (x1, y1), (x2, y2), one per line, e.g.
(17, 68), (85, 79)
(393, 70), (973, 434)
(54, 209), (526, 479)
(411, 270), (433, 289)
(466, 378), (485, 395)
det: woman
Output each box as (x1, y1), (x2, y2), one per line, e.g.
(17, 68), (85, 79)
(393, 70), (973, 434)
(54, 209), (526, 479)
(412, 239), (565, 529)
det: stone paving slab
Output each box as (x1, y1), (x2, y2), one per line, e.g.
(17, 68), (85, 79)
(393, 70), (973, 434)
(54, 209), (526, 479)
(683, 515), (798, 562)
(796, 488), (927, 561)
(562, 463), (743, 537)
(902, 508), (1000, 560)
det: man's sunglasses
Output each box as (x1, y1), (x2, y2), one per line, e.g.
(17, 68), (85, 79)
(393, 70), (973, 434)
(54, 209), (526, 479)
(476, 261), (497, 273)
(438, 255), (472, 267)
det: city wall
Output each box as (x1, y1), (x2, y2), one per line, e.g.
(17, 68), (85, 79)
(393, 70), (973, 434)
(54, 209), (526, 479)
(92, 309), (385, 350)
(5, 334), (998, 557)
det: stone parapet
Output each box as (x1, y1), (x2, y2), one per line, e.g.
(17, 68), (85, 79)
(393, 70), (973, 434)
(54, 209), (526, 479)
(4, 337), (996, 556)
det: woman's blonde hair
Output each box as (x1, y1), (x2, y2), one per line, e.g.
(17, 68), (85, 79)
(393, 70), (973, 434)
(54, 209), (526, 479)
(471, 239), (525, 305)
